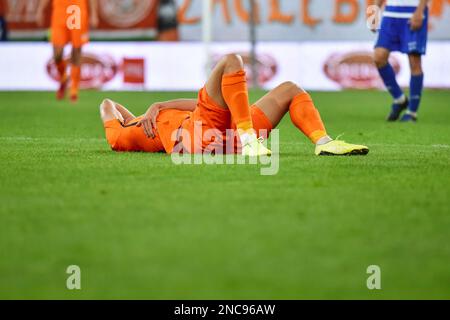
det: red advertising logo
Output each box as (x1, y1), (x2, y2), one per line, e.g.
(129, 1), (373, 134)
(46, 53), (118, 89)
(122, 58), (145, 85)
(324, 51), (401, 89)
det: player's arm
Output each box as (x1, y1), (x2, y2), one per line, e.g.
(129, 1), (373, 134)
(137, 99), (197, 138)
(115, 103), (136, 123)
(410, 0), (429, 31)
(89, 0), (99, 28)
(36, 0), (51, 27)
(157, 99), (197, 111)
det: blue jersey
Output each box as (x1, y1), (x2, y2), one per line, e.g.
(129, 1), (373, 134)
(375, 0), (428, 55)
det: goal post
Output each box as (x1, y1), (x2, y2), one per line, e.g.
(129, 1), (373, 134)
(249, 0), (258, 89)
(201, 0), (259, 88)
(202, 0), (213, 77)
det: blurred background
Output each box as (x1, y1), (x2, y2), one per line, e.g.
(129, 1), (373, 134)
(0, 0), (449, 92)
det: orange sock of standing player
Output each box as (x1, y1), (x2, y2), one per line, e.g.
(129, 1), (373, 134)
(56, 60), (67, 82)
(221, 70), (254, 136)
(70, 64), (81, 97)
(289, 92), (331, 145)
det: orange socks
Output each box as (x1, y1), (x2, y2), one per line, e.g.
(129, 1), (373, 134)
(56, 60), (67, 82)
(221, 70), (254, 134)
(289, 92), (328, 144)
(70, 64), (81, 96)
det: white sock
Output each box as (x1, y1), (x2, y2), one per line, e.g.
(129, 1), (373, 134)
(394, 94), (406, 104)
(316, 136), (333, 146)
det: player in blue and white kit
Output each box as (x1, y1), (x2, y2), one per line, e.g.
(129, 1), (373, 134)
(372, 0), (429, 122)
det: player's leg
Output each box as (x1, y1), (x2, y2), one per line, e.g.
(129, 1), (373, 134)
(401, 54), (424, 122)
(205, 54), (271, 156)
(51, 19), (70, 100)
(374, 47), (408, 121)
(69, 15), (89, 103)
(53, 46), (68, 100)
(254, 82), (368, 156)
(401, 6), (428, 123)
(205, 54), (244, 109)
(253, 81), (329, 144)
(69, 46), (82, 103)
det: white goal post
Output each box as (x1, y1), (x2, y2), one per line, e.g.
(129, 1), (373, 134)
(200, 0), (258, 87)
(202, 0), (213, 77)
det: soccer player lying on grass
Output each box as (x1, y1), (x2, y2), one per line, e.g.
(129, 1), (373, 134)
(100, 54), (369, 156)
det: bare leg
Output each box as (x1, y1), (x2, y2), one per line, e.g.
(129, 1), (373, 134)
(100, 99), (136, 124)
(253, 81), (304, 128)
(205, 54), (246, 109)
(204, 54), (271, 155)
(54, 46), (64, 64)
(71, 47), (82, 66)
(373, 47), (390, 69)
(254, 81), (332, 145)
(408, 54), (423, 75)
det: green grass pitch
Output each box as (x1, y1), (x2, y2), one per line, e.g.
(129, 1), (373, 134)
(0, 89), (449, 299)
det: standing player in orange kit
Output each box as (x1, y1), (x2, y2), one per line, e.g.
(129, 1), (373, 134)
(36, 0), (99, 103)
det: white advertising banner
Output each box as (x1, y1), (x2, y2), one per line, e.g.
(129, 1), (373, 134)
(0, 42), (449, 91)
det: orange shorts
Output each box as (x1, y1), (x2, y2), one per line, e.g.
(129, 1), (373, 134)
(104, 116), (165, 153)
(51, 26), (89, 48)
(178, 87), (273, 154)
(51, 4), (89, 48)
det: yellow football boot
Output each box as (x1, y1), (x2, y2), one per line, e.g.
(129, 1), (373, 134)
(315, 140), (369, 156)
(241, 134), (272, 157)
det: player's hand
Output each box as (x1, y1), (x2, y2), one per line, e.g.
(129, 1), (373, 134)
(137, 104), (161, 139)
(90, 15), (100, 29)
(410, 11), (424, 31)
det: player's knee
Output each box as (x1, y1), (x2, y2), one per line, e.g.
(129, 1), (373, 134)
(53, 47), (64, 62)
(54, 52), (64, 62)
(373, 52), (388, 69)
(409, 56), (423, 75)
(281, 81), (304, 96)
(223, 54), (244, 70)
(411, 65), (423, 75)
(71, 50), (82, 65)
